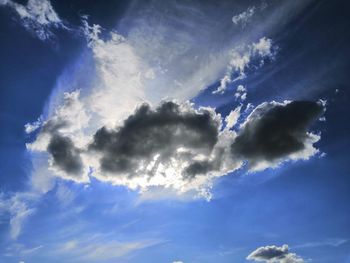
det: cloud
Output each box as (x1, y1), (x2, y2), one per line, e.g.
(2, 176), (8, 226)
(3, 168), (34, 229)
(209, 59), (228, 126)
(234, 85), (247, 101)
(24, 2), (322, 200)
(294, 238), (348, 249)
(24, 116), (43, 134)
(0, 192), (37, 240)
(58, 236), (163, 261)
(55, 183), (76, 207)
(27, 95), (324, 201)
(89, 101), (219, 173)
(28, 97), (242, 200)
(47, 134), (83, 175)
(232, 100), (324, 171)
(213, 37), (277, 94)
(0, 0), (64, 41)
(85, 101), (239, 199)
(225, 105), (242, 129)
(232, 6), (256, 27)
(247, 244), (304, 263)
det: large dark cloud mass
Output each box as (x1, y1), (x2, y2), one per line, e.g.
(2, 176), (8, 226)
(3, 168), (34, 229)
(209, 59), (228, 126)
(247, 244), (304, 262)
(36, 99), (324, 194)
(89, 101), (220, 176)
(232, 101), (324, 168)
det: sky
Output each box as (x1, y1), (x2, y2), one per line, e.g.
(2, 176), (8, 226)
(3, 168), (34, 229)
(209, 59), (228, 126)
(0, 0), (350, 262)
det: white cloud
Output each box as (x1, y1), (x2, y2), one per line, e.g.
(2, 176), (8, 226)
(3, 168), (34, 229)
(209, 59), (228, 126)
(294, 238), (348, 249)
(57, 236), (163, 261)
(55, 183), (76, 207)
(225, 105), (242, 129)
(0, 192), (38, 240)
(0, 0), (64, 41)
(213, 37), (277, 94)
(234, 85), (247, 101)
(247, 244), (305, 263)
(232, 6), (256, 27)
(24, 116), (43, 134)
(173, 261), (184, 263)
(253, 37), (274, 57)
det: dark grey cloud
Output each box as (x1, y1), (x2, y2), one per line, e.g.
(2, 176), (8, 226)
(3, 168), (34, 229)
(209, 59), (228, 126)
(89, 101), (220, 176)
(47, 134), (83, 175)
(232, 101), (324, 168)
(247, 244), (304, 262)
(36, 99), (324, 196)
(184, 161), (214, 179)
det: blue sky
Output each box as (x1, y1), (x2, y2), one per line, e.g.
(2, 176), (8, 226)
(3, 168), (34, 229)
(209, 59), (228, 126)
(0, 0), (350, 262)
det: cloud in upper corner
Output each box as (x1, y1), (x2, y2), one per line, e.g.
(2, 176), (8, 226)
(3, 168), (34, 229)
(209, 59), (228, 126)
(232, 100), (324, 171)
(247, 244), (304, 263)
(213, 37), (277, 94)
(0, 0), (65, 41)
(232, 6), (256, 27)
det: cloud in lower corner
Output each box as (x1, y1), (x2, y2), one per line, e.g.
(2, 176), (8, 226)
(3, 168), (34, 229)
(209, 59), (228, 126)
(247, 244), (305, 263)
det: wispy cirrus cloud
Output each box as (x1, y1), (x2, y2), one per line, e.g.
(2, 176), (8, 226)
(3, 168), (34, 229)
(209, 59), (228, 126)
(213, 37), (277, 94)
(0, 0), (65, 41)
(56, 235), (163, 262)
(0, 192), (38, 240)
(232, 6), (256, 27)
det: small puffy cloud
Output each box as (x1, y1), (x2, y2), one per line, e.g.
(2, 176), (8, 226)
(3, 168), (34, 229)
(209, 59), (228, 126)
(0, 0), (64, 41)
(253, 37), (274, 57)
(232, 6), (256, 27)
(247, 244), (304, 263)
(234, 85), (247, 101)
(213, 37), (276, 94)
(232, 100), (324, 171)
(173, 261), (184, 263)
(24, 116), (43, 134)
